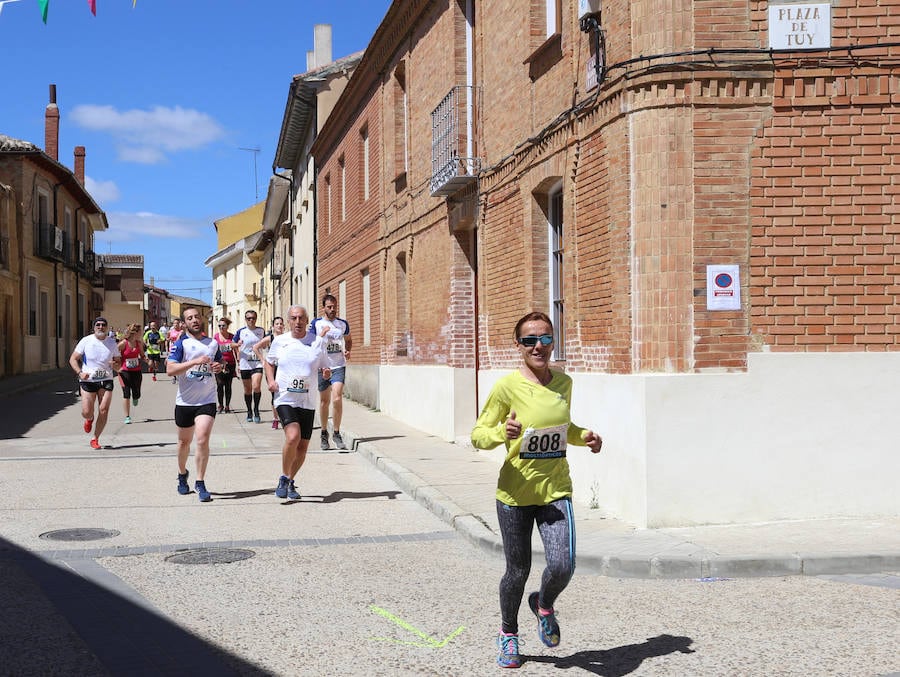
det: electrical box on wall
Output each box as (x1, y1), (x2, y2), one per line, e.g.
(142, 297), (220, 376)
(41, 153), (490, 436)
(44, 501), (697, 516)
(579, 0), (601, 20)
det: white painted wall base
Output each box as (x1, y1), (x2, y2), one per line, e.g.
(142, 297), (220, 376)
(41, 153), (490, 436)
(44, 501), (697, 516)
(561, 352), (900, 527)
(377, 354), (900, 528)
(378, 365), (476, 441)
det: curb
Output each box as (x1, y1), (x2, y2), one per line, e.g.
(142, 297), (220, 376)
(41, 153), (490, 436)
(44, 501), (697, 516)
(350, 429), (900, 579)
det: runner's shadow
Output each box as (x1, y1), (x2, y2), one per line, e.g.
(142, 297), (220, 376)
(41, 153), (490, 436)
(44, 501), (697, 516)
(306, 490), (402, 503)
(351, 435), (404, 444)
(107, 442), (176, 451)
(522, 634), (695, 675)
(210, 489), (274, 500)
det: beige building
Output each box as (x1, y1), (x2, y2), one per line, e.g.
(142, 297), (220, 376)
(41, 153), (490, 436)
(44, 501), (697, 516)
(265, 25), (363, 319)
(0, 85), (108, 377)
(205, 201), (268, 328)
(99, 254), (145, 333)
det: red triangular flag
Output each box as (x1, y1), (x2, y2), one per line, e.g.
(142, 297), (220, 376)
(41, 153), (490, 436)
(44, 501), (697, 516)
(88, 0), (95, 15)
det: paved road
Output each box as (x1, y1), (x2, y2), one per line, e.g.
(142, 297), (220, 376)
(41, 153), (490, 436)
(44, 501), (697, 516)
(0, 373), (897, 676)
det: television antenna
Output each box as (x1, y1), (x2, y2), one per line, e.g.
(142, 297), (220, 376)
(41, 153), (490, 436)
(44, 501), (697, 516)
(239, 146), (261, 200)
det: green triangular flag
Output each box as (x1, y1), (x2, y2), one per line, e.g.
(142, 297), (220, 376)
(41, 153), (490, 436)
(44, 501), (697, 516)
(38, 0), (48, 23)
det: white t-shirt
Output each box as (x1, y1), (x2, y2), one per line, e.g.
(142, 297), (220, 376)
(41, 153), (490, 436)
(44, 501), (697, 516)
(234, 326), (265, 371)
(168, 334), (221, 406)
(74, 335), (120, 382)
(309, 317), (350, 369)
(266, 333), (328, 410)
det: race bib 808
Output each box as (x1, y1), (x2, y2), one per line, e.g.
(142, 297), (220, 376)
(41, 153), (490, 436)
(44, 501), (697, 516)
(519, 423), (568, 459)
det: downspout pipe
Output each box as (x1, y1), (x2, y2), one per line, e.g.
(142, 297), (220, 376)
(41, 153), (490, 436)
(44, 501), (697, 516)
(52, 182), (61, 368)
(271, 167), (293, 306)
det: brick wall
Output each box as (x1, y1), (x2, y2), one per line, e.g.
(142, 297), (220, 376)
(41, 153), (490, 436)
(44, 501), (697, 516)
(750, 67), (900, 351)
(314, 0), (900, 381)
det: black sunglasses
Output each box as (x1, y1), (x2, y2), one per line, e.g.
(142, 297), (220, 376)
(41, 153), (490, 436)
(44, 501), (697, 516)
(94, 322), (107, 327)
(517, 334), (553, 347)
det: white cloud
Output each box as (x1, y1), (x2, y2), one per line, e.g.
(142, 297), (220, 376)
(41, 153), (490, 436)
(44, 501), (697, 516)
(97, 211), (210, 243)
(70, 104), (226, 165)
(84, 175), (120, 204)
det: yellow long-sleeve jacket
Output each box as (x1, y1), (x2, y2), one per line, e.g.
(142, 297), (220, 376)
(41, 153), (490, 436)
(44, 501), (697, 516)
(471, 369), (589, 506)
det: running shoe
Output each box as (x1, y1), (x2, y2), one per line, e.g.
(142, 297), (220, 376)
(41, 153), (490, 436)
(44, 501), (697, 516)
(497, 632), (521, 668)
(177, 471), (190, 495)
(246, 414), (253, 423)
(124, 416), (132, 424)
(89, 439), (101, 450)
(224, 406), (231, 413)
(320, 430), (330, 450)
(83, 418), (93, 433)
(217, 405), (224, 413)
(152, 374), (157, 381)
(287, 480), (301, 500)
(195, 480), (211, 502)
(275, 475), (289, 499)
(253, 415), (261, 424)
(132, 397), (139, 407)
(528, 592), (560, 647)
(332, 431), (347, 450)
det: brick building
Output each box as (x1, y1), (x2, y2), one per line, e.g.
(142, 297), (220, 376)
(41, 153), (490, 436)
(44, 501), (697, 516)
(313, 0), (899, 526)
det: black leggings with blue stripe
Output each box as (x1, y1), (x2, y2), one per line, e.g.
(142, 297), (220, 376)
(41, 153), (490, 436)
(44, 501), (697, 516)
(496, 497), (576, 635)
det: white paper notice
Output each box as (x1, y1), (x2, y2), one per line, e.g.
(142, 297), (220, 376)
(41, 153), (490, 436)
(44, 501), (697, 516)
(707, 265), (741, 311)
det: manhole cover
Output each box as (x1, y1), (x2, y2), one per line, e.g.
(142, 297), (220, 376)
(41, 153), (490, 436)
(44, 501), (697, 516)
(39, 528), (121, 542)
(165, 548), (255, 565)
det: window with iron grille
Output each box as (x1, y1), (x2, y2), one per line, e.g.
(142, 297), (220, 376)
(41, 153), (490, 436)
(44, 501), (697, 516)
(548, 187), (565, 360)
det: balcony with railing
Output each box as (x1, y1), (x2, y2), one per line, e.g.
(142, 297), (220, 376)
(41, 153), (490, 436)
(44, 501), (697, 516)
(84, 250), (104, 287)
(430, 85), (480, 197)
(37, 222), (68, 263)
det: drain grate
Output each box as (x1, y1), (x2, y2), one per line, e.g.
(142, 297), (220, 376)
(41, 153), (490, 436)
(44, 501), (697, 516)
(39, 528), (121, 542)
(165, 547), (256, 565)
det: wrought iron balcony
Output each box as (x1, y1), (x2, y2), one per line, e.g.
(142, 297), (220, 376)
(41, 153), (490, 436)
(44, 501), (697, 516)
(430, 85), (480, 197)
(84, 250), (104, 287)
(37, 222), (68, 263)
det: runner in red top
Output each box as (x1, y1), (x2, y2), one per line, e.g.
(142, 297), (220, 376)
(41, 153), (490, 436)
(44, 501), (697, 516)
(117, 323), (147, 424)
(213, 317), (238, 412)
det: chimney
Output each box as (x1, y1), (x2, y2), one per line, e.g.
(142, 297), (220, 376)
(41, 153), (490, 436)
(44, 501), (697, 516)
(308, 24), (332, 70)
(74, 146), (85, 185)
(45, 84), (59, 161)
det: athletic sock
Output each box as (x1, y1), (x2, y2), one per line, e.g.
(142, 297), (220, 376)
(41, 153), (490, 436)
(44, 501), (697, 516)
(252, 391), (261, 416)
(244, 394), (253, 413)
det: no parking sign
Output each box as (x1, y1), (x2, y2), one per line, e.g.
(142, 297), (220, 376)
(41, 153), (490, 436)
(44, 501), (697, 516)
(706, 265), (741, 311)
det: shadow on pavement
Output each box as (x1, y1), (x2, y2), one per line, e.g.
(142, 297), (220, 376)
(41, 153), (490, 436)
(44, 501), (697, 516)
(351, 435), (405, 447)
(523, 633), (695, 676)
(106, 442), (176, 451)
(314, 490), (402, 503)
(0, 536), (272, 675)
(211, 488), (275, 500)
(0, 373), (79, 440)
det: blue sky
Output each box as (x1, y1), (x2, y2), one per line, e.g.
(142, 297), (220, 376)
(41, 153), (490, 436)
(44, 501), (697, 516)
(0, 0), (391, 303)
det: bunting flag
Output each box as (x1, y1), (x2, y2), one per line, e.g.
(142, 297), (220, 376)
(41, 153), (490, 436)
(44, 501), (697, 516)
(37, 0), (48, 23)
(133, 0), (136, 6)
(88, 0), (95, 15)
